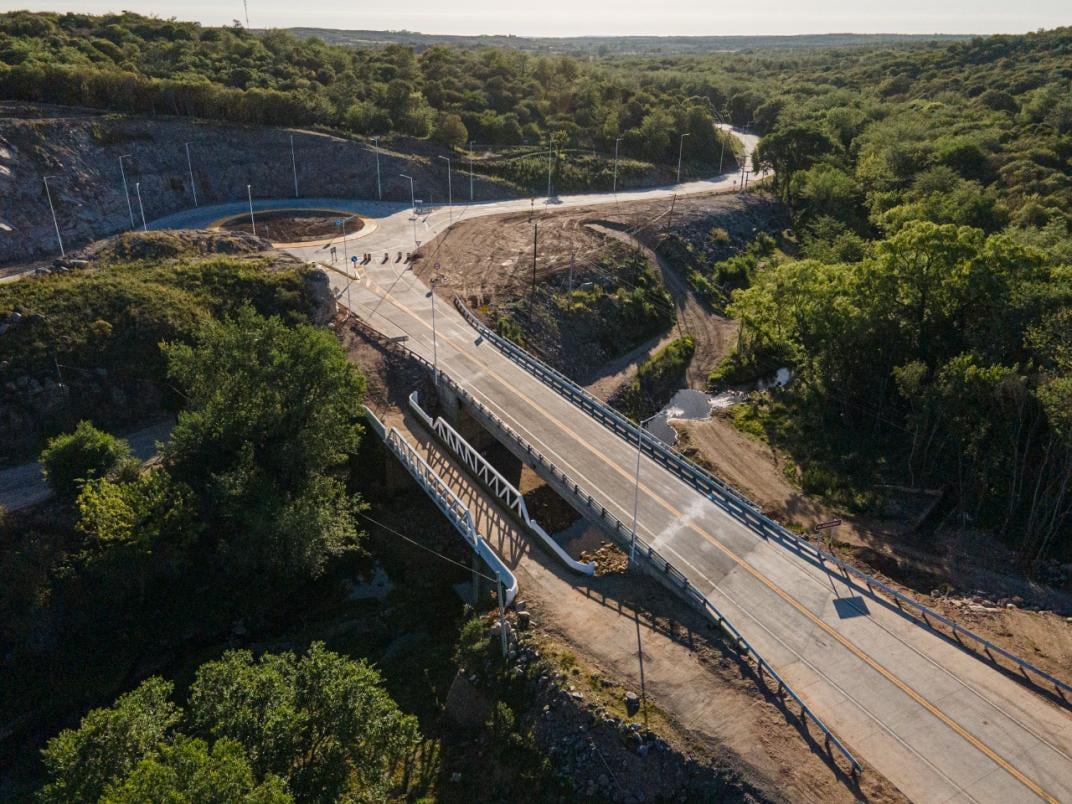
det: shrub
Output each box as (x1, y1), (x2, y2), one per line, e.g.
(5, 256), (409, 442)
(40, 421), (133, 501)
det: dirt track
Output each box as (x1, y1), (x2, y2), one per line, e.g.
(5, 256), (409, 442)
(414, 191), (777, 396)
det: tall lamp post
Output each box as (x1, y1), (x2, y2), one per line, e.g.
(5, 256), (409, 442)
(438, 155), (452, 222)
(183, 142), (198, 207)
(676, 133), (690, 185)
(118, 154), (135, 230)
(289, 133), (299, 198)
(612, 135), (623, 194)
(546, 139), (554, 199)
(468, 140), (475, 202)
(134, 181), (147, 231)
(399, 174), (415, 213)
(430, 276), (440, 386)
(246, 184), (256, 236)
(629, 413), (661, 566)
(371, 137), (382, 200)
(42, 175), (65, 257)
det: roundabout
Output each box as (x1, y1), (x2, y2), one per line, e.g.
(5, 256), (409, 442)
(210, 207), (376, 249)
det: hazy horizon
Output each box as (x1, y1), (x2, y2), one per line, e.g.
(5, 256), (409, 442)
(8, 0), (1069, 37)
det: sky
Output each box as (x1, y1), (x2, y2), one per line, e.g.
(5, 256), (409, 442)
(8, 0), (1070, 36)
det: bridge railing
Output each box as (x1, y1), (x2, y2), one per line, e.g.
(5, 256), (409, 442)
(452, 297), (1072, 707)
(351, 312), (861, 774)
(365, 406), (518, 607)
(408, 391), (596, 577)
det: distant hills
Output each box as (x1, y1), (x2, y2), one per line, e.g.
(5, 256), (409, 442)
(283, 29), (973, 54)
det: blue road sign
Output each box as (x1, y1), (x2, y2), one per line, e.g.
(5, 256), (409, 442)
(351, 255), (358, 263)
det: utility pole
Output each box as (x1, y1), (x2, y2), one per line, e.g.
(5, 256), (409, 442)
(246, 184), (256, 236)
(42, 176), (65, 257)
(118, 154), (134, 230)
(134, 181), (147, 231)
(530, 222), (538, 317)
(612, 135), (623, 193)
(290, 134), (299, 198)
(438, 155), (452, 223)
(718, 134), (726, 175)
(665, 193), (677, 235)
(371, 137), (382, 200)
(468, 140), (475, 201)
(184, 142), (198, 207)
(676, 133), (690, 185)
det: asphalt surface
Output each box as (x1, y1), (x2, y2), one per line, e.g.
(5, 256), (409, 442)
(158, 128), (1072, 801)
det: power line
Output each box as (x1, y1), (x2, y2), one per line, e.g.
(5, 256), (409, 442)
(356, 510), (498, 583)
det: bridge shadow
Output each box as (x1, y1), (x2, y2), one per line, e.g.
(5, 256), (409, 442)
(398, 412), (530, 570)
(525, 543), (869, 794)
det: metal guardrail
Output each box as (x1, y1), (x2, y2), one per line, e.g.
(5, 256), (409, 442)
(348, 310), (861, 774)
(408, 391), (596, 577)
(364, 406), (518, 607)
(452, 298), (1072, 708)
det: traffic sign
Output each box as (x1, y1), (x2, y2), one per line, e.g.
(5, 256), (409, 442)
(351, 255), (358, 263)
(815, 519), (842, 531)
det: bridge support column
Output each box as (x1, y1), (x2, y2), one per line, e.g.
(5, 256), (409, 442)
(435, 382), (494, 450)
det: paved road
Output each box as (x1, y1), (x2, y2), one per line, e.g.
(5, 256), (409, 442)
(0, 420), (173, 511)
(150, 128), (1072, 800)
(149, 126), (761, 270)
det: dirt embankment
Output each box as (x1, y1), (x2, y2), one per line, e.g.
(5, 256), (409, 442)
(418, 192), (783, 394)
(0, 102), (518, 267)
(675, 414), (1072, 687)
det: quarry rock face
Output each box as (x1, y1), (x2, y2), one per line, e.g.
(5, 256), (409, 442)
(0, 103), (515, 266)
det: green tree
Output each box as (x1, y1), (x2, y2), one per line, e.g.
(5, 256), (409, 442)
(102, 736), (292, 804)
(754, 123), (834, 203)
(163, 309), (366, 581)
(187, 643), (420, 802)
(40, 421), (134, 502)
(433, 112), (468, 147)
(39, 677), (180, 803)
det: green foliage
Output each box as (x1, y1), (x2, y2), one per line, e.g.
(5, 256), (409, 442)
(39, 645), (417, 803)
(619, 337), (695, 419)
(39, 677), (181, 803)
(163, 309), (367, 581)
(101, 736), (292, 804)
(39, 421), (132, 501)
(727, 221), (1072, 557)
(187, 643), (419, 801)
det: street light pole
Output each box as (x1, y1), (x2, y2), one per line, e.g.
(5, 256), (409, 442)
(613, 135), (623, 194)
(468, 140), (475, 202)
(430, 277), (440, 386)
(42, 176), (65, 257)
(399, 174), (415, 213)
(438, 156), (452, 223)
(183, 142), (198, 207)
(246, 184), (256, 236)
(546, 139), (553, 199)
(629, 413), (659, 566)
(290, 134), (299, 198)
(371, 137), (382, 200)
(118, 154), (134, 230)
(676, 133), (690, 185)
(134, 181), (147, 231)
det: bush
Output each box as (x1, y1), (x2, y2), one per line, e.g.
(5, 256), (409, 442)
(40, 421), (133, 501)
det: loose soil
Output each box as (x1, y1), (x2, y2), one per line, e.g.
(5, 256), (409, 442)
(217, 208), (365, 243)
(415, 191), (781, 394)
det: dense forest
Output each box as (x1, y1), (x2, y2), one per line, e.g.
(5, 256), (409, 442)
(687, 28), (1072, 563)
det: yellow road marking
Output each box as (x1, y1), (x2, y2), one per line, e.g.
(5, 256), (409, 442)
(357, 282), (1057, 803)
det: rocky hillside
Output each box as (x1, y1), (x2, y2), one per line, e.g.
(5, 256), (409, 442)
(0, 103), (518, 266)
